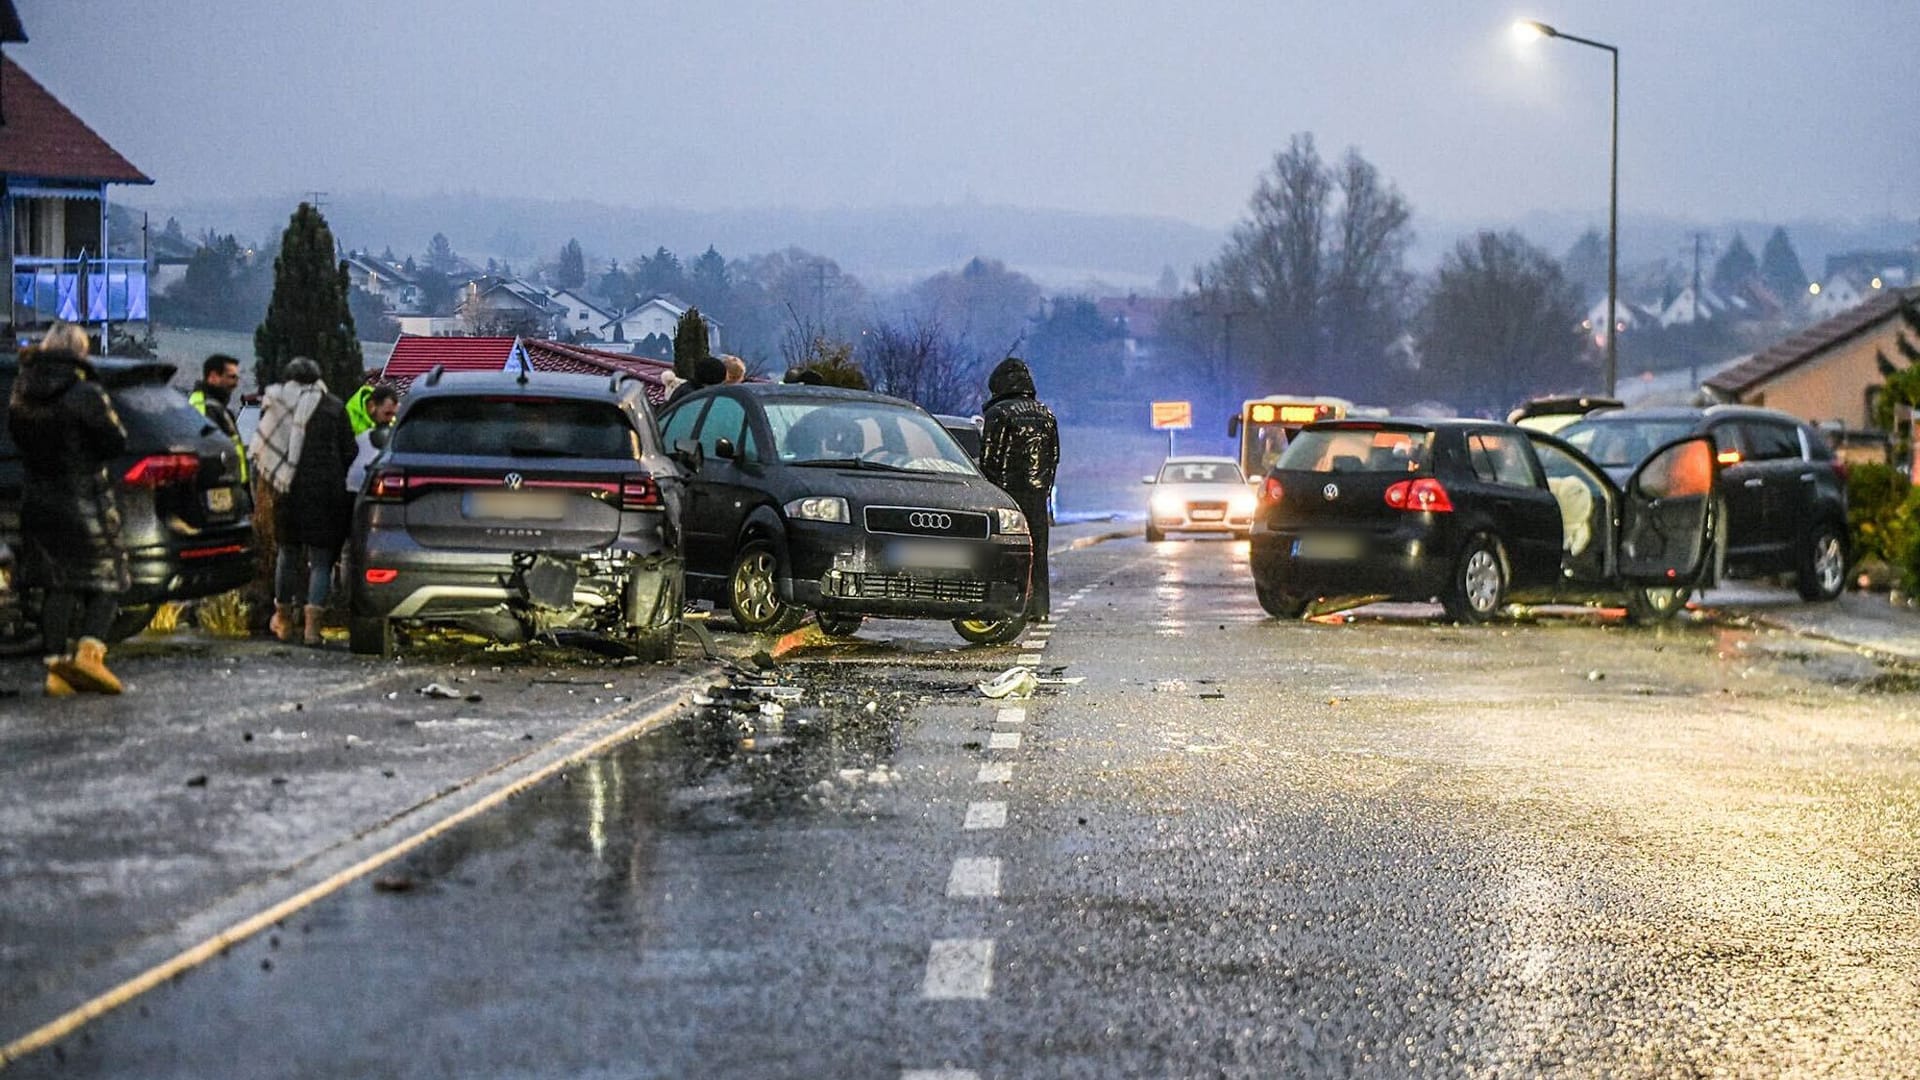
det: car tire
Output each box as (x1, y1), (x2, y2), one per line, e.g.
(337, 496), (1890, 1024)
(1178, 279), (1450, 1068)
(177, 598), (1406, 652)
(953, 614), (1028, 645)
(729, 540), (806, 634)
(1254, 578), (1309, 619)
(1623, 585), (1690, 626)
(349, 614), (394, 658)
(1145, 524), (1165, 543)
(816, 611), (864, 637)
(1442, 534), (1508, 624)
(1795, 522), (1847, 602)
(104, 604), (155, 644)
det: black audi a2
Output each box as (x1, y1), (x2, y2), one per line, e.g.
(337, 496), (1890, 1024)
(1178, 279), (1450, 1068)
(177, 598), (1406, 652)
(656, 384), (1033, 643)
(1248, 418), (1718, 624)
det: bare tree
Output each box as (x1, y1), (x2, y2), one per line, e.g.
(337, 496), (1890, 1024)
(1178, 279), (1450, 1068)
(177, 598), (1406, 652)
(859, 316), (988, 415)
(1417, 230), (1587, 415)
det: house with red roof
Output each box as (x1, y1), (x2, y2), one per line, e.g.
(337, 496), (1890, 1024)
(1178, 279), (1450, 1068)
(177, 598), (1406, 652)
(378, 334), (675, 404)
(0, 11), (153, 344)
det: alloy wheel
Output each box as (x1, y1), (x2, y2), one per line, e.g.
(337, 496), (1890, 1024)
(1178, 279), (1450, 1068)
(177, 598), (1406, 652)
(733, 549), (781, 626)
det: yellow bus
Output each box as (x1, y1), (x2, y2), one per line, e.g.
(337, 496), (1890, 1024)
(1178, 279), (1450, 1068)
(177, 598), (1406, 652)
(1228, 395), (1352, 480)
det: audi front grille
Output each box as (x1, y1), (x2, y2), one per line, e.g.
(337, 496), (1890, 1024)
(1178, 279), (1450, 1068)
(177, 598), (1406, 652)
(863, 505), (991, 539)
(832, 573), (989, 603)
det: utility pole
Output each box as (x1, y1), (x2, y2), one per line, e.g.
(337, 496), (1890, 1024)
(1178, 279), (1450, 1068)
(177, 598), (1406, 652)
(1687, 230), (1714, 392)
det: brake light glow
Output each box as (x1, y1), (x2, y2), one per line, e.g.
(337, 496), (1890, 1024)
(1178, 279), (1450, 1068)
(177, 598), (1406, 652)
(122, 453), (200, 487)
(1716, 449), (1742, 465)
(369, 470), (409, 500)
(1260, 476), (1284, 505)
(620, 473), (662, 510)
(1384, 478), (1454, 512)
(364, 567), (399, 584)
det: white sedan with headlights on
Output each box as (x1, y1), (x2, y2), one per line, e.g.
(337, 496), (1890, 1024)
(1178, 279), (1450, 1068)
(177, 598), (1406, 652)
(1143, 455), (1256, 542)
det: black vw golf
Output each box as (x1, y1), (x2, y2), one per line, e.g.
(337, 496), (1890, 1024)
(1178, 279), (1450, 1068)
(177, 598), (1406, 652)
(657, 384), (1033, 643)
(1248, 418), (1718, 624)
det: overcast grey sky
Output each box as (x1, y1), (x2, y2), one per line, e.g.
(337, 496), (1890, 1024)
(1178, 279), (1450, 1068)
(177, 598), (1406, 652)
(16, 0), (1918, 230)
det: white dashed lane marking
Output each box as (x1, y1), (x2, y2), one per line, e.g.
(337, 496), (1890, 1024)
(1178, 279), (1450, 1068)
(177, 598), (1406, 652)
(989, 731), (1022, 751)
(922, 939), (995, 1000)
(946, 857), (1002, 898)
(976, 763), (1013, 783)
(996, 706), (1025, 725)
(902, 1071), (980, 1080)
(964, 801), (1008, 830)
(1016, 653), (1042, 665)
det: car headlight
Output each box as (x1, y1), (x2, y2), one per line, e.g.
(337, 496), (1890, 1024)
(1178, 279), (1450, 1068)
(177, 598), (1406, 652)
(1229, 491), (1257, 516)
(785, 495), (850, 523)
(1151, 492), (1182, 516)
(994, 507), (1029, 535)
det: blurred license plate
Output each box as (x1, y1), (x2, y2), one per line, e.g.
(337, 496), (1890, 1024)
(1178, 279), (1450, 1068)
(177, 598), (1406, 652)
(887, 541), (973, 570)
(205, 487), (235, 514)
(465, 490), (566, 520)
(1293, 534), (1362, 560)
(1190, 508), (1225, 521)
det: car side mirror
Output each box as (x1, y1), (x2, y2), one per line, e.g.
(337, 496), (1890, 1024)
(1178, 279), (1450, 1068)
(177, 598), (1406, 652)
(712, 437), (737, 461)
(1141, 475), (1155, 485)
(671, 438), (704, 471)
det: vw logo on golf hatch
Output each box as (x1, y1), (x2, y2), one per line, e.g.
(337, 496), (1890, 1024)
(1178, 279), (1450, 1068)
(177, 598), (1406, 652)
(1323, 483), (1340, 501)
(908, 511), (953, 530)
(503, 472), (524, 489)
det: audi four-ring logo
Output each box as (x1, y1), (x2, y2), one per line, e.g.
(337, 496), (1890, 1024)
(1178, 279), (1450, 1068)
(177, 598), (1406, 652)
(504, 472), (524, 489)
(908, 511), (953, 530)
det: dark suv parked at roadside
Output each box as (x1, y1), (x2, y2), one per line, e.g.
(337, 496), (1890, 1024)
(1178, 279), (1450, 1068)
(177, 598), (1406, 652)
(1557, 405), (1849, 600)
(0, 354), (256, 644)
(346, 366), (686, 659)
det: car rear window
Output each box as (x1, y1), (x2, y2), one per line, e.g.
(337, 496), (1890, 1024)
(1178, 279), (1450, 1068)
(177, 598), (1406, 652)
(1558, 418), (1698, 468)
(1277, 428), (1432, 473)
(393, 397), (638, 459)
(115, 385), (218, 447)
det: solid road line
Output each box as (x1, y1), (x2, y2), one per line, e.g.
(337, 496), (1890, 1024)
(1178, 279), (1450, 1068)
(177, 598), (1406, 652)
(0, 674), (707, 1066)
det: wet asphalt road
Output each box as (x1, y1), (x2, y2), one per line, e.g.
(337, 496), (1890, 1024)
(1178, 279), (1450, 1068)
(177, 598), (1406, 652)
(10, 535), (1920, 1078)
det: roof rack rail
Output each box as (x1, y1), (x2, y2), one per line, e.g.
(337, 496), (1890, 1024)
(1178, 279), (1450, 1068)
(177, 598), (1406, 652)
(423, 363), (446, 387)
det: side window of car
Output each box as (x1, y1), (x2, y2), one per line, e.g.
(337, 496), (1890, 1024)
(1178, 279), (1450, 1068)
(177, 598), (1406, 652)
(1707, 423), (1742, 460)
(1467, 432), (1539, 489)
(1739, 420), (1800, 462)
(696, 395), (747, 461)
(659, 399), (704, 451)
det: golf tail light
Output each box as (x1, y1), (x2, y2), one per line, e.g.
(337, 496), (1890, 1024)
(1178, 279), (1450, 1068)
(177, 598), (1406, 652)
(620, 473), (662, 510)
(364, 567), (399, 585)
(369, 469), (409, 501)
(122, 453), (200, 488)
(1260, 476), (1284, 505)
(1385, 477), (1453, 512)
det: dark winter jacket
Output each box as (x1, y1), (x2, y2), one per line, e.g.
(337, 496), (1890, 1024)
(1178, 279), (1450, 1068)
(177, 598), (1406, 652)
(7, 347), (130, 592)
(272, 391), (357, 550)
(980, 358), (1059, 494)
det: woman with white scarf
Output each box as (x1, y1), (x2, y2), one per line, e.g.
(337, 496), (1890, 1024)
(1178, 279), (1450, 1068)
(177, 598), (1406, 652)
(249, 357), (357, 645)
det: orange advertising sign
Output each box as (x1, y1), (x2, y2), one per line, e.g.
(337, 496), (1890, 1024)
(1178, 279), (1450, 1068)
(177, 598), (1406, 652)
(1151, 400), (1193, 430)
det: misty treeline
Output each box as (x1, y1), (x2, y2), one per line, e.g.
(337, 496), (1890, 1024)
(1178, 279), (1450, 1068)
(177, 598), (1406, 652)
(152, 134), (1826, 422)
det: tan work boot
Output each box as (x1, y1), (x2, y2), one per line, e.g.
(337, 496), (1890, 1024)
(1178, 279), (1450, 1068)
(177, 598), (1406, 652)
(271, 601), (298, 643)
(54, 637), (122, 695)
(43, 656), (74, 698)
(303, 604), (326, 647)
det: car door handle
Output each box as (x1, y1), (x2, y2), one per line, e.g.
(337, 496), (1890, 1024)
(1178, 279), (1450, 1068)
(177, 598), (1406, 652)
(1743, 478), (1763, 488)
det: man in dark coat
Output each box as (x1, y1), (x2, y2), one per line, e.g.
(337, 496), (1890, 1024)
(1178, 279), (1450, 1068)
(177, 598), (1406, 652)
(979, 356), (1059, 622)
(7, 322), (131, 695)
(250, 357), (357, 646)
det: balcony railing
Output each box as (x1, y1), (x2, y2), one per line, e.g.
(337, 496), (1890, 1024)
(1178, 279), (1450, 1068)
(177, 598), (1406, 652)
(10, 256), (149, 325)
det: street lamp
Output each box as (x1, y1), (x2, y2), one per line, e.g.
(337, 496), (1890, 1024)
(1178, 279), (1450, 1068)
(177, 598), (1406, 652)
(1516, 18), (1620, 397)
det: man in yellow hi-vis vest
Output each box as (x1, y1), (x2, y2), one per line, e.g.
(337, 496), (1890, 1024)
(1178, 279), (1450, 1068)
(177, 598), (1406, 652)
(188, 353), (248, 483)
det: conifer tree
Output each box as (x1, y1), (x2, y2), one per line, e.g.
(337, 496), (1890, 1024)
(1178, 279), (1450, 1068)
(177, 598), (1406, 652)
(1872, 299), (1920, 434)
(1760, 227), (1809, 301)
(253, 202), (363, 390)
(673, 305), (710, 378)
(557, 239), (586, 290)
(1711, 232), (1759, 295)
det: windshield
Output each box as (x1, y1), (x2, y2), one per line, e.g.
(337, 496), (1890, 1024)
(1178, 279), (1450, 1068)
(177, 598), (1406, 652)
(765, 399), (977, 475)
(392, 397), (639, 459)
(1558, 418), (1697, 468)
(1277, 428), (1432, 473)
(1158, 460), (1245, 484)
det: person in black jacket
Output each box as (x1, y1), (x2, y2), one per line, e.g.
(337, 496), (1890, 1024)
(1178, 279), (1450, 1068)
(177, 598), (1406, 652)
(250, 357), (357, 646)
(7, 322), (131, 695)
(979, 357), (1059, 622)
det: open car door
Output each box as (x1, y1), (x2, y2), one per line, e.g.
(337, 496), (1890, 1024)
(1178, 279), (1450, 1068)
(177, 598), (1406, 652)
(1618, 435), (1716, 584)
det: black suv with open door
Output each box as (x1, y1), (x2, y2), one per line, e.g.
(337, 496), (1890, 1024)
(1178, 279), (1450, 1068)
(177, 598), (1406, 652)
(1558, 405), (1849, 601)
(346, 366), (686, 659)
(0, 355), (255, 644)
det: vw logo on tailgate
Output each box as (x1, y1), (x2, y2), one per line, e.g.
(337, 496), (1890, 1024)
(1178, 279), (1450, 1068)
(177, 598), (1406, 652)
(863, 505), (991, 539)
(1322, 483), (1340, 500)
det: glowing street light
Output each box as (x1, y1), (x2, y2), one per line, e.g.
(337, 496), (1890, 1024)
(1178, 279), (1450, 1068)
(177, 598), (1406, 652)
(1515, 18), (1621, 397)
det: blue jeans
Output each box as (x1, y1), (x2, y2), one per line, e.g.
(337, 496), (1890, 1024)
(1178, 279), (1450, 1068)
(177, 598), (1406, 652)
(275, 544), (339, 607)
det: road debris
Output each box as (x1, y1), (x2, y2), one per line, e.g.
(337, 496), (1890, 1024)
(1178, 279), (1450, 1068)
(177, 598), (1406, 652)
(978, 666), (1039, 699)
